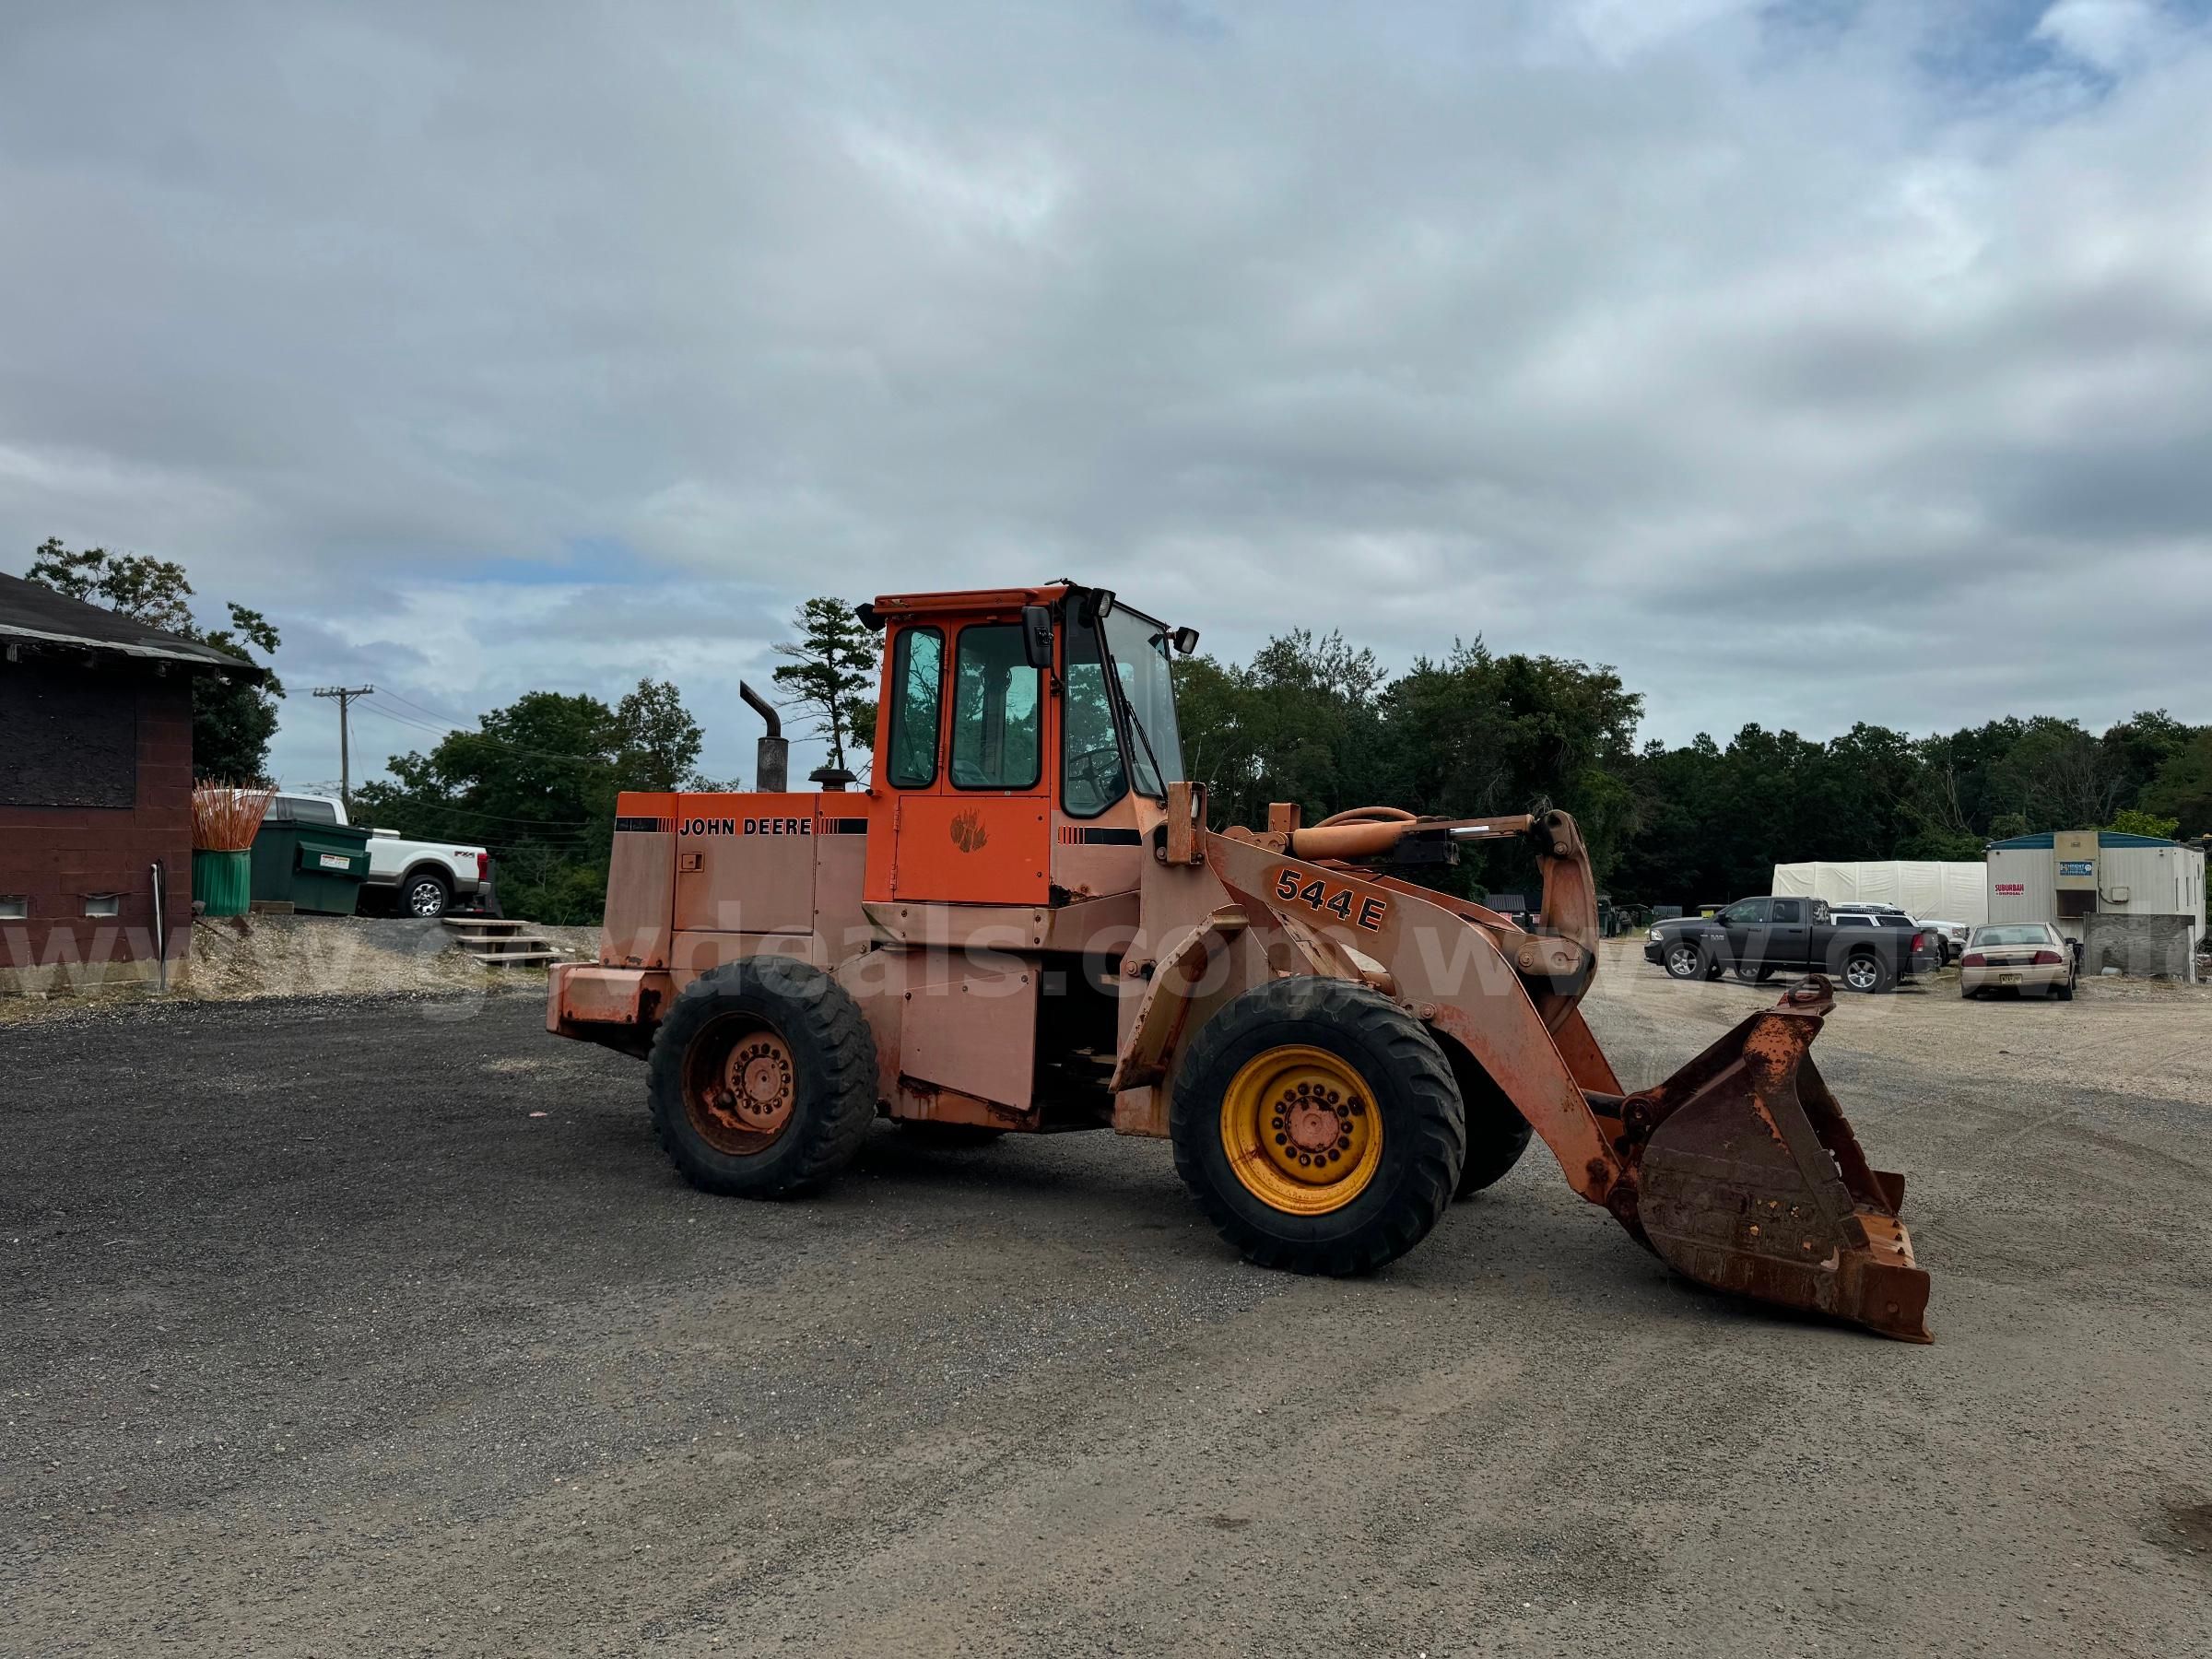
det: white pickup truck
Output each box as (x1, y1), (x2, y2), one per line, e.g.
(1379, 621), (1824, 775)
(265, 794), (490, 919)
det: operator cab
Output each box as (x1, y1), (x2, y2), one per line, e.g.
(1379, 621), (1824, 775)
(858, 583), (1195, 908)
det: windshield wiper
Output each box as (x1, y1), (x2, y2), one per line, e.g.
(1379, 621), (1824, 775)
(1123, 700), (1170, 801)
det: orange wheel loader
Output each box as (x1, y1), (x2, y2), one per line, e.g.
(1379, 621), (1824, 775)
(548, 582), (1932, 1342)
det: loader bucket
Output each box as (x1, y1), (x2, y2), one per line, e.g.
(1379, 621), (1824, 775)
(1622, 979), (1932, 1343)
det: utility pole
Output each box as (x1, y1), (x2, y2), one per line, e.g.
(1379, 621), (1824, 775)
(313, 686), (374, 810)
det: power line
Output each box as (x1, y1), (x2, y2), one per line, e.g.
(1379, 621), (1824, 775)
(361, 799), (598, 830)
(353, 704), (453, 743)
(366, 701), (613, 765)
(355, 700), (618, 767)
(373, 687), (468, 725)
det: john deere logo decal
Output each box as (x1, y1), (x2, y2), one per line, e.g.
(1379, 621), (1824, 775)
(949, 809), (989, 853)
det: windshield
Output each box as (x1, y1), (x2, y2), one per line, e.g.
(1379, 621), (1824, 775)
(1100, 606), (1184, 796)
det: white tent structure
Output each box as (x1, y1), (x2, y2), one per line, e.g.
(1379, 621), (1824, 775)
(1770, 861), (1987, 926)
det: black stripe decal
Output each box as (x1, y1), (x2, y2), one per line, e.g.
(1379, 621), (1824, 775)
(824, 818), (869, 835)
(615, 816), (674, 833)
(1077, 828), (1143, 845)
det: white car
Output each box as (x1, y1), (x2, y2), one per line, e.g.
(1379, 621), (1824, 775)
(265, 794), (490, 919)
(1915, 918), (1971, 964)
(1959, 923), (2076, 1000)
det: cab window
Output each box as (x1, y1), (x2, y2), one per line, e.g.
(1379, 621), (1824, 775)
(1720, 900), (1765, 925)
(885, 627), (944, 788)
(269, 794), (338, 825)
(1771, 900), (1804, 923)
(949, 624), (1042, 790)
(1061, 607), (1128, 817)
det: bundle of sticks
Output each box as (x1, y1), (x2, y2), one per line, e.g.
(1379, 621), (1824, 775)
(191, 782), (276, 852)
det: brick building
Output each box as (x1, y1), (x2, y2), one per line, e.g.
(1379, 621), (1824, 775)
(1, 572), (262, 994)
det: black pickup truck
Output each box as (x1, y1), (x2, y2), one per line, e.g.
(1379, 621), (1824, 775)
(1641, 896), (1938, 993)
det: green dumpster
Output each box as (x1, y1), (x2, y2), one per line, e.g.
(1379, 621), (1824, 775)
(249, 820), (374, 915)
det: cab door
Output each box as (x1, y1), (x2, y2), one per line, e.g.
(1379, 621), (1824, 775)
(1764, 897), (1813, 967)
(1716, 897), (1767, 971)
(873, 618), (1053, 906)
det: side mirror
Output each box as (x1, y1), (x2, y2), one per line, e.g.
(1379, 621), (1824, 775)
(1020, 604), (1054, 670)
(1170, 625), (1201, 655)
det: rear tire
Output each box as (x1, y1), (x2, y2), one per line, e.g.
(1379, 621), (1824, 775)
(1171, 977), (1465, 1276)
(647, 958), (877, 1197)
(402, 870), (451, 919)
(2053, 981), (2074, 1002)
(1841, 950), (1894, 994)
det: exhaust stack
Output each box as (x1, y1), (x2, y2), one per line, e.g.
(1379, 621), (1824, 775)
(739, 681), (788, 793)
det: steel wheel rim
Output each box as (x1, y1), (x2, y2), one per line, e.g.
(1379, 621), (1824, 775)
(1666, 945), (1700, 977)
(683, 1015), (797, 1155)
(1219, 1043), (1382, 1216)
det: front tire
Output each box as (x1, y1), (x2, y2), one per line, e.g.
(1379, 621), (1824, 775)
(1663, 942), (1706, 981)
(1171, 977), (1465, 1276)
(647, 958), (878, 1196)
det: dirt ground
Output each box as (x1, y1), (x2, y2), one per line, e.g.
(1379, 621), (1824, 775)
(5, 943), (2210, 1656)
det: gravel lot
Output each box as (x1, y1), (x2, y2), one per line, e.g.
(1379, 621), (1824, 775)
(6, 945), (2211, 1656)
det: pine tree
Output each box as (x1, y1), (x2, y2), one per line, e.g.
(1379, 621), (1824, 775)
(771, 597), (880, 773)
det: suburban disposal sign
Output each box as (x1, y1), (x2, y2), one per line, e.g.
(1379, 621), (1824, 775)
(1994, 882), (2026, 896)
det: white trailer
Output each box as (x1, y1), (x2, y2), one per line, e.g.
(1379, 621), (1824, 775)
(1771, 861), (1988, 928)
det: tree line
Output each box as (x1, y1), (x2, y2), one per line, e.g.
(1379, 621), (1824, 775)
(1175, 629), (2207, 907)
(22, 544), (2206, 923)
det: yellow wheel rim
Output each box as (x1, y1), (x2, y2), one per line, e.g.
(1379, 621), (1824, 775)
(1218, 1043), (1383, 1217)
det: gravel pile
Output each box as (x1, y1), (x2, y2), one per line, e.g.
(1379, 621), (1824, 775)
(0, 913), (581, 1026)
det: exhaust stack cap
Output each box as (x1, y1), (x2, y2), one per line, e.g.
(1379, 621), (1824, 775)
(809, 765), (856, 793)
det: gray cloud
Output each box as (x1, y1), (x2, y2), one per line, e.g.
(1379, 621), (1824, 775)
(3, 0), (2209, 790)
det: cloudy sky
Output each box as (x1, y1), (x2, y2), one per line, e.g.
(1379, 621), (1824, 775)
(4, 0), (2209, 788)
